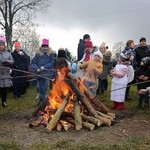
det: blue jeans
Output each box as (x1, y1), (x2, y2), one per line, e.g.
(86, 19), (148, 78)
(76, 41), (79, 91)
(37, 78), (49, 103)
(84, 80), (96, 96)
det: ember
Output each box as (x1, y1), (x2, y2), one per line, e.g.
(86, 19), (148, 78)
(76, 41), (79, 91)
(29, 58), (115, 132)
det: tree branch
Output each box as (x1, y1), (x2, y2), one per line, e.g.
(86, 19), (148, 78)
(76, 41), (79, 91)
(0, 5), (5, 19)
(12, 1), (41, 16)
(0, 21), (5, 28)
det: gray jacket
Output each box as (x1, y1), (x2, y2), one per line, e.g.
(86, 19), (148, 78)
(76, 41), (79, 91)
(98, 55), (112, 80)
(0, 50), (14, 87)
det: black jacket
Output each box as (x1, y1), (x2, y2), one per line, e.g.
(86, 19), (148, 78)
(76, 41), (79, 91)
(135, 45), (150, 67)
(11, 50), (30, 76)
(135, 66), (150, 89)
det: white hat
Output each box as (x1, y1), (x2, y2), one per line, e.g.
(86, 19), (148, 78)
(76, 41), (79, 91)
(93, 51), (103, 59)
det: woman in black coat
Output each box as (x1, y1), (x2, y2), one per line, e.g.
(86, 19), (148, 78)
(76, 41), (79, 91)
(11, 42), (30, 98)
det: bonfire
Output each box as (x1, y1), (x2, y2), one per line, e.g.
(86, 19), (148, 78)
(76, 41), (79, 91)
(29, 58), (115, 132)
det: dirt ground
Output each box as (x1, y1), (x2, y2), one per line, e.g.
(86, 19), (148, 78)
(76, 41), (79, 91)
(0, 107), (150, 149)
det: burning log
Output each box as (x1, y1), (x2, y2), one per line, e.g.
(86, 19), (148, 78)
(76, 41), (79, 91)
(65, 78), (99, 118)
(81, 114), (101, 126)
(30, 61), (116, 132)
(29, 116), (44, 128)
(32, 100), (49, 117)
(46, 93), (70, 133)
(74, 97), (82, 130)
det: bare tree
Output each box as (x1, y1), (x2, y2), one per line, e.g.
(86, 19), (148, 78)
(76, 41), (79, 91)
(112, 41), (125, 58)
(65, 48), (76, 63)
(13, 24), (40, 58)
(0, 0), (52, 51)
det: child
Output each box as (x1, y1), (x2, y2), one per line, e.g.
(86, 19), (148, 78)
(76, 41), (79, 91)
(97, 50), (112, 95)
(31, 39), (54, 105)
(79, 40), (93, 63)
(135, 57), (150, 109)
(79, 51), (103, 95)
(110, 53), (129, 110)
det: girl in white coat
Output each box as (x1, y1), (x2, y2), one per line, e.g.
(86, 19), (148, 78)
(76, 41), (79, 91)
(110, 53), (129, 110)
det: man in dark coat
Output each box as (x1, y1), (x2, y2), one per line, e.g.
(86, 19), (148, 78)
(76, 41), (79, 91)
(135, 37), (150, 68)
(11, 41), (30, 98)
(77, 34), (91, 61)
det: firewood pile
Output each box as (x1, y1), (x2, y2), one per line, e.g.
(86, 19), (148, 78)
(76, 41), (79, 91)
(29, 58), (116, 132)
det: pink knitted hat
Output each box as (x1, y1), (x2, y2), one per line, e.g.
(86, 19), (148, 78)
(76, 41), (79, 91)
(0, 36), (6, 45)
(42, 39), (49, 46)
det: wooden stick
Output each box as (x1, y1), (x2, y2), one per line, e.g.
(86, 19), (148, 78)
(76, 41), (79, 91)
(84, 88), (109, 114)
(65, 78), (99, 118)
(28, 116), (44, 128)
(81, 114), (102, 126)
(60, 121), (69, 131)
(82, 121), (95, 131)
(96, 111), (114, 121)
(98, 116), (111, 126)
(56, 122), (62, 131)
(65, 117), (95, 131)
(46, 93), (70, 133)
(74, 97), (82, 130)
(107, 112), (116, 119)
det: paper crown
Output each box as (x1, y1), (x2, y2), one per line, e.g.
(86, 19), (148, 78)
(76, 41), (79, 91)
(42, 39), (49, 46)
(14, 41), (21, 47)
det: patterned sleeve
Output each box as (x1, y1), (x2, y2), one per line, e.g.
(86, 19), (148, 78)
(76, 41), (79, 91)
(115, 66), (128, 78)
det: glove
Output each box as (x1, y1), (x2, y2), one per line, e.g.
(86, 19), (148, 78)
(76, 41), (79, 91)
(2, 60), (9, 66)
(40, 66), (45, 71)
(37, 69), (41, 72)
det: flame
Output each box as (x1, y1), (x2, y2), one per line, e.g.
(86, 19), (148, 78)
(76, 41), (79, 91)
(42, 65), (85, 121)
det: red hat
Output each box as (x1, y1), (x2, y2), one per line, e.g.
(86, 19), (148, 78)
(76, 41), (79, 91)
(14, 41), (21, 47)
(84, 40), (93, 48)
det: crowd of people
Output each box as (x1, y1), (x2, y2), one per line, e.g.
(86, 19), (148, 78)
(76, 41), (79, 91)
(0, 34), (150, 111)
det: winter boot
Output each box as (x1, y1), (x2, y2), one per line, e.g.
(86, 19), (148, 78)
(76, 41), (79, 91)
(116, 102), (124, 110)
(111, 101), (118, 109)
(2, 99), (7, 107)
(137, 98), (143, 109)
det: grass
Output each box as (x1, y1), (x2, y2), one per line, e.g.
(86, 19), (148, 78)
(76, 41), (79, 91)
(2, 137), (149, 150)
(0, 87), (37, 115)
(0, 141), (21, 150)
(0, 79), (150, 150)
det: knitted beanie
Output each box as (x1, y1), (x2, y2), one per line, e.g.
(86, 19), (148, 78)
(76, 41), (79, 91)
(119, 53), (130, 62)
(0, 36), (6, 45)
(141, 57), (150, 66)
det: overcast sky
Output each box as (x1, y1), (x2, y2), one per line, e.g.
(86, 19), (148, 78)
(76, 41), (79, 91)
(37, 0), (150, 56)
